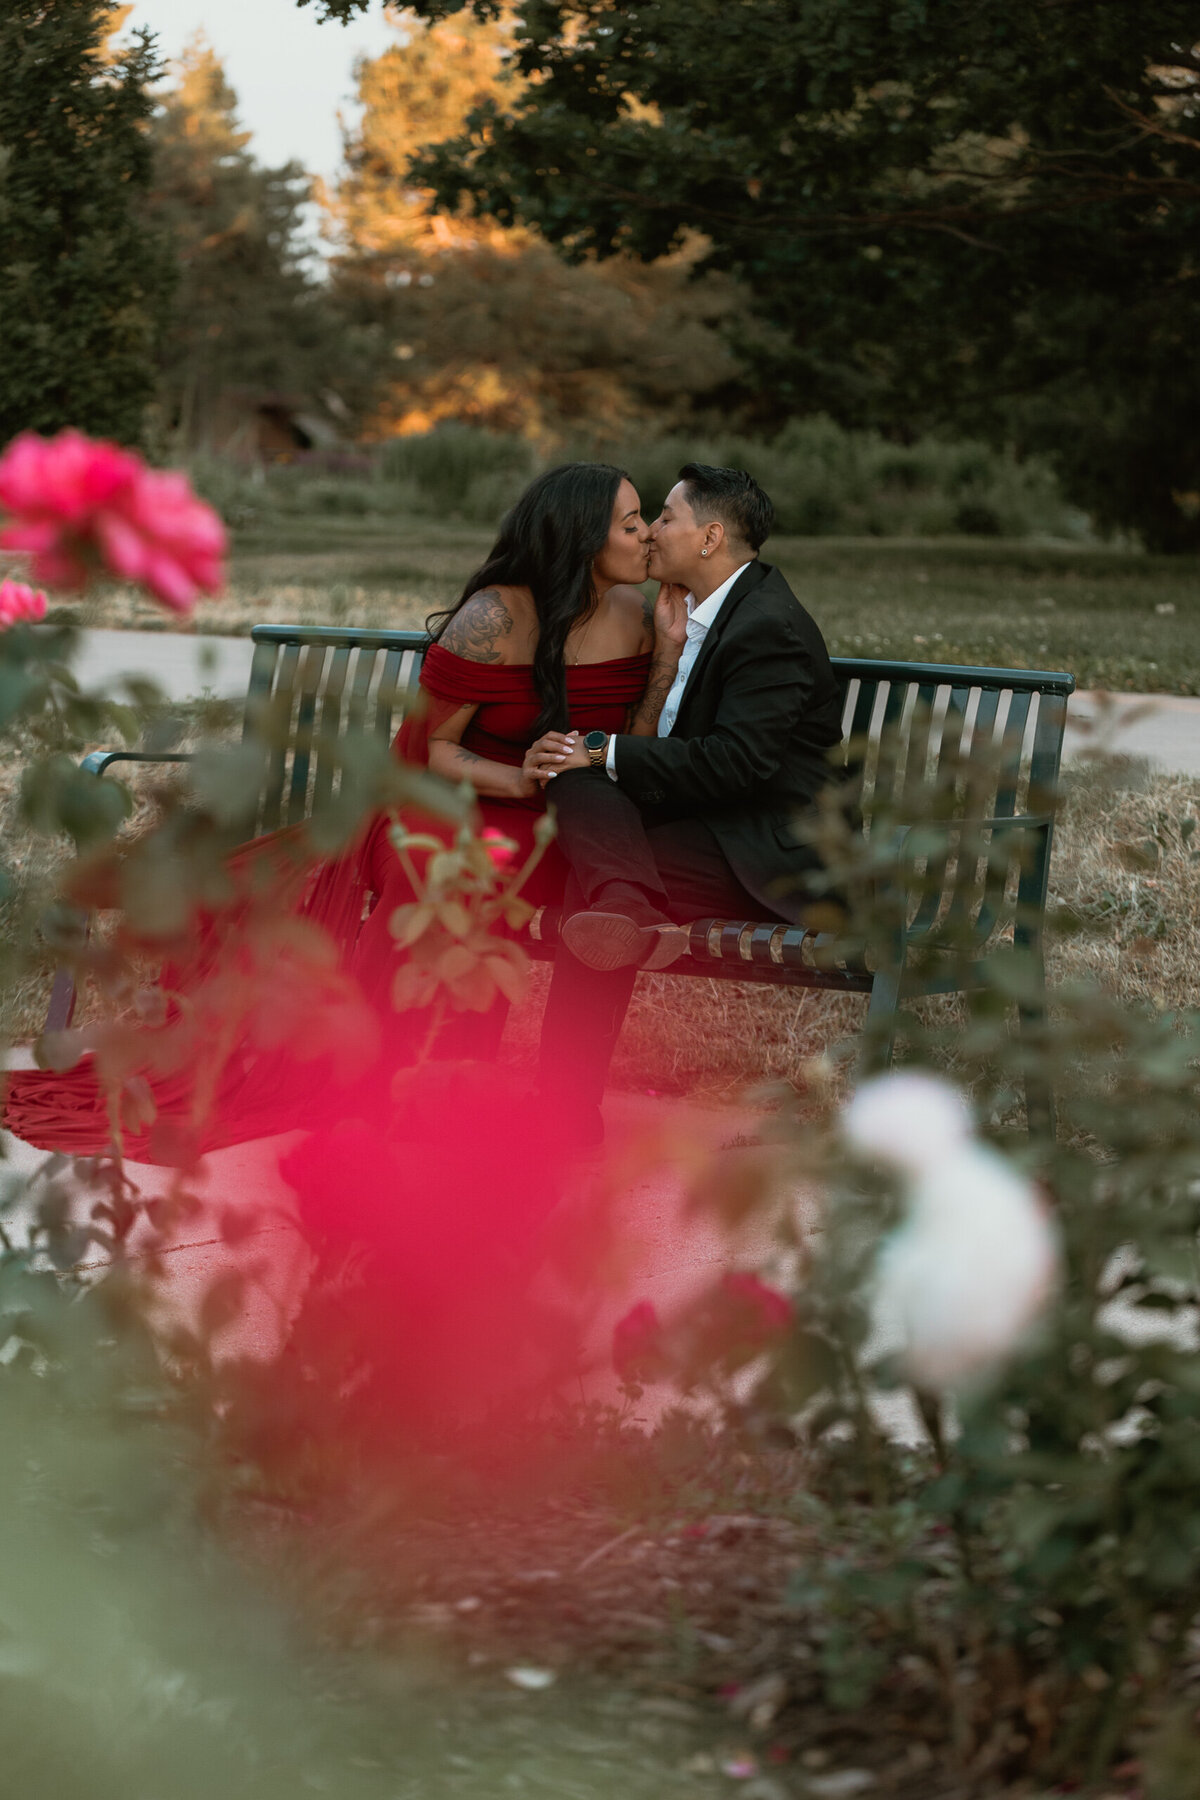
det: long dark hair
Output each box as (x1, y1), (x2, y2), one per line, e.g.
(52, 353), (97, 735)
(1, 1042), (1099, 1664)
(427, 462), (628, 737)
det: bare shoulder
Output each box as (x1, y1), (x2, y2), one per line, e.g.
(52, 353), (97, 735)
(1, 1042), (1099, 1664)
(606, 583), (655, 651)
(438, 585), (528, 664)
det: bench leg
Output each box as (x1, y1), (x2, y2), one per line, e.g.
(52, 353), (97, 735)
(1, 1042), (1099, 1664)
(861, 966), (903, 1075)
(44, 967), (79, 1034)
(1017, 995), (1055, 1139)
(43, 905), (92, 1035)
(1012, 924), (1055, 1138)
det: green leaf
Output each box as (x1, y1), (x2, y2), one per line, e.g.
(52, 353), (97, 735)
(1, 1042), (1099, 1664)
(390, 901), (436, 946)
(435, 898), (472, 939)
(485, 951), (527, 1004)
(104, 702), (142, 746)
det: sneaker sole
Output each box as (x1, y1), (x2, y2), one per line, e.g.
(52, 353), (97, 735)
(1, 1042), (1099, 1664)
(561, 912), (691, 973)
(561, 910), (643, 971)
(640, 923), (691, 970)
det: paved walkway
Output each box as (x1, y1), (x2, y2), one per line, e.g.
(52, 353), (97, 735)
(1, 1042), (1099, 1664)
(1063, 689), (1200, 778)
(0, 1078), (830, 1416)
(71, 630), (1200, 777)
(72, 628), (255, 704)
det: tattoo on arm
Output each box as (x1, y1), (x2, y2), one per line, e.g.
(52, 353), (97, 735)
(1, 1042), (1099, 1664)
(451, 745), (485, 770)
(439, 588), (514, 663)
(640, 594), (654, 635)
(629, 654), (680, 734)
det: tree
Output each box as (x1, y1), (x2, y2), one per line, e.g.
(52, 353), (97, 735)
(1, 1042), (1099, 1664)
(307, 0), (1200, 550)
(0, 1), (175, 447)
(149, 36), (374, 448)
(325, 7), (752, 443)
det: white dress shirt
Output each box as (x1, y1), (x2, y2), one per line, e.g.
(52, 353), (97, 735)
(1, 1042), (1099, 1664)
(606, 562), (750, 779)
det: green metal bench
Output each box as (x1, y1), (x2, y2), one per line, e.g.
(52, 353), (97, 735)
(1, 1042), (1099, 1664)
(53, 623), (1076, 1121)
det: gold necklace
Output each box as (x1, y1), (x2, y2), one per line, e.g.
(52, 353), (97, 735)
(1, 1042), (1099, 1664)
(567, 609), (596, 666)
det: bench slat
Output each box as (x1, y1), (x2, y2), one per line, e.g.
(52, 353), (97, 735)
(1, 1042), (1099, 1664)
(313, 644), (352, 812)
(287, 643), (326, 826)
(260, 641), (301, 833)
(374, 646), (406, 741)
(345, 642), (380, 738)
(244, 638), (279, 740)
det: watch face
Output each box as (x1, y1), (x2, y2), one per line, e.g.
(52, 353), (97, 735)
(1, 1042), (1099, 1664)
(583, 730), (607, 751)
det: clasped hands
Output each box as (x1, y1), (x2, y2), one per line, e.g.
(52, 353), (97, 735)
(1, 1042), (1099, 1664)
(521, 730), (591, 789)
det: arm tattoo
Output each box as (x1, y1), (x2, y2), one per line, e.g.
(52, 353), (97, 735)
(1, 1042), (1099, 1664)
(451, 745), (485, 770)
(640, 594), (654, 635)
(629, 653), (679, 733)
(439, 588), (513, 664)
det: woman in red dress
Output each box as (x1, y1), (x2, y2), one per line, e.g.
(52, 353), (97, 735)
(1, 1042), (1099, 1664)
(3, 464), (658, 1161)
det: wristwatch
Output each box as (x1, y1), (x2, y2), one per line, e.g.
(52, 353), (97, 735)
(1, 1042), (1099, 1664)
(583, 729), (609, 769)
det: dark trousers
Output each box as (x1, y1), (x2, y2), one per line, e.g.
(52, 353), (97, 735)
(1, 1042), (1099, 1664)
(537, 768), (782, 1126)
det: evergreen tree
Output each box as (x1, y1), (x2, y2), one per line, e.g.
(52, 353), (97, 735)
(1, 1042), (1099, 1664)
(0, 0), (174, 446)
(150, 35), (366, 448)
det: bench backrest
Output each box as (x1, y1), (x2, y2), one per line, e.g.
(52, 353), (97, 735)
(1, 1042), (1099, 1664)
(242, 626), (1076, 853)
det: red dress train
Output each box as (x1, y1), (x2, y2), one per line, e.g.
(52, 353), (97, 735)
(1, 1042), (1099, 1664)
(1, 647), (649, 1162)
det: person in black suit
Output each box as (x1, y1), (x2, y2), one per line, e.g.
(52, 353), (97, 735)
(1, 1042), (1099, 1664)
(531, 462), (844, 1142)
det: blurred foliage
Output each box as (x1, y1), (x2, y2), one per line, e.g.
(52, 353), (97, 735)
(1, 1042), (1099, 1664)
(0, 0), (175, 447)
(628, 733), (1200, 1784)
(346, 0), (1200, 552)
(315, 416), (1079, 540)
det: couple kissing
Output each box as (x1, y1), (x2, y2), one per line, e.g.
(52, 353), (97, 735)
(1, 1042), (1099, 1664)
(410, 459), (844, 1146)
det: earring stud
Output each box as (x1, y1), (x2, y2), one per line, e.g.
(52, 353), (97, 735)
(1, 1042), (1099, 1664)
(701, 549), (709, 557)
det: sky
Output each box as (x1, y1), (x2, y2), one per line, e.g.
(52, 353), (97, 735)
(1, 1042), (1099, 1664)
(123, 0), (399, 179)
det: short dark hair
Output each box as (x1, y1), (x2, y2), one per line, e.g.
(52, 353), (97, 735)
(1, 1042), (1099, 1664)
(678, 463), (774, 553)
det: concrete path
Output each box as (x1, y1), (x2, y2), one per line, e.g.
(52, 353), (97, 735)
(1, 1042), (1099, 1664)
(0, 1076), (824, 1408)
(1064, 689), (1200, 778)
(69, 630), (1200, 777)
(72, 628), (255, 704)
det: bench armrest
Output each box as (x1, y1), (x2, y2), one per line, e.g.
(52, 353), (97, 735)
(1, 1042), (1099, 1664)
(44, 751), (198, 1032)
(82, 750), (195, 777)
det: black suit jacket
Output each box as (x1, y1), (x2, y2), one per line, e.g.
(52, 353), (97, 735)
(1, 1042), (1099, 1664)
(612, 559), (843, 923)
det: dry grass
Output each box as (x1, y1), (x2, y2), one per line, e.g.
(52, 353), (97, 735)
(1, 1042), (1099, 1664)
(1045, 759), (1200, 1012)
(0, 702), (239, 1046)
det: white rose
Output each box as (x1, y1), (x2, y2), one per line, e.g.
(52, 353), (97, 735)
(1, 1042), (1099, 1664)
(844, 1072), (1060, 1390)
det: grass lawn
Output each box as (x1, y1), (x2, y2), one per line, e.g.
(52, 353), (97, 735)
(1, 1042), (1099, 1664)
(77, 517), (1200, 696)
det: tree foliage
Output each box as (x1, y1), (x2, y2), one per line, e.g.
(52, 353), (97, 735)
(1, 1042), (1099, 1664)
(0, 0), (175, 447)
(325, 8), (754, 442)
(314, 0), (1200, 549)
(149, 36), (375, 448)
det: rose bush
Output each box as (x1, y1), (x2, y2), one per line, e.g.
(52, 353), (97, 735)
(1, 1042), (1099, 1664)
(0, 576), (47, 628)
(0, 427), (225, 611)
(640, 735), (1200, 1785)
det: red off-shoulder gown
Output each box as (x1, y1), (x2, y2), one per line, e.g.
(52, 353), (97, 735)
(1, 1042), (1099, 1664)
(2, 647), (650, 1162)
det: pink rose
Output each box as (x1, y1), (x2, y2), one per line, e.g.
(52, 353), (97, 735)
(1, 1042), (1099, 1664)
(0, 577), (48, 630)
(612, 1299), (665, 1383)
(480, 826), (519, 873)
(0, 429), (226, 614)
(719, 1272), (793, 1340)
